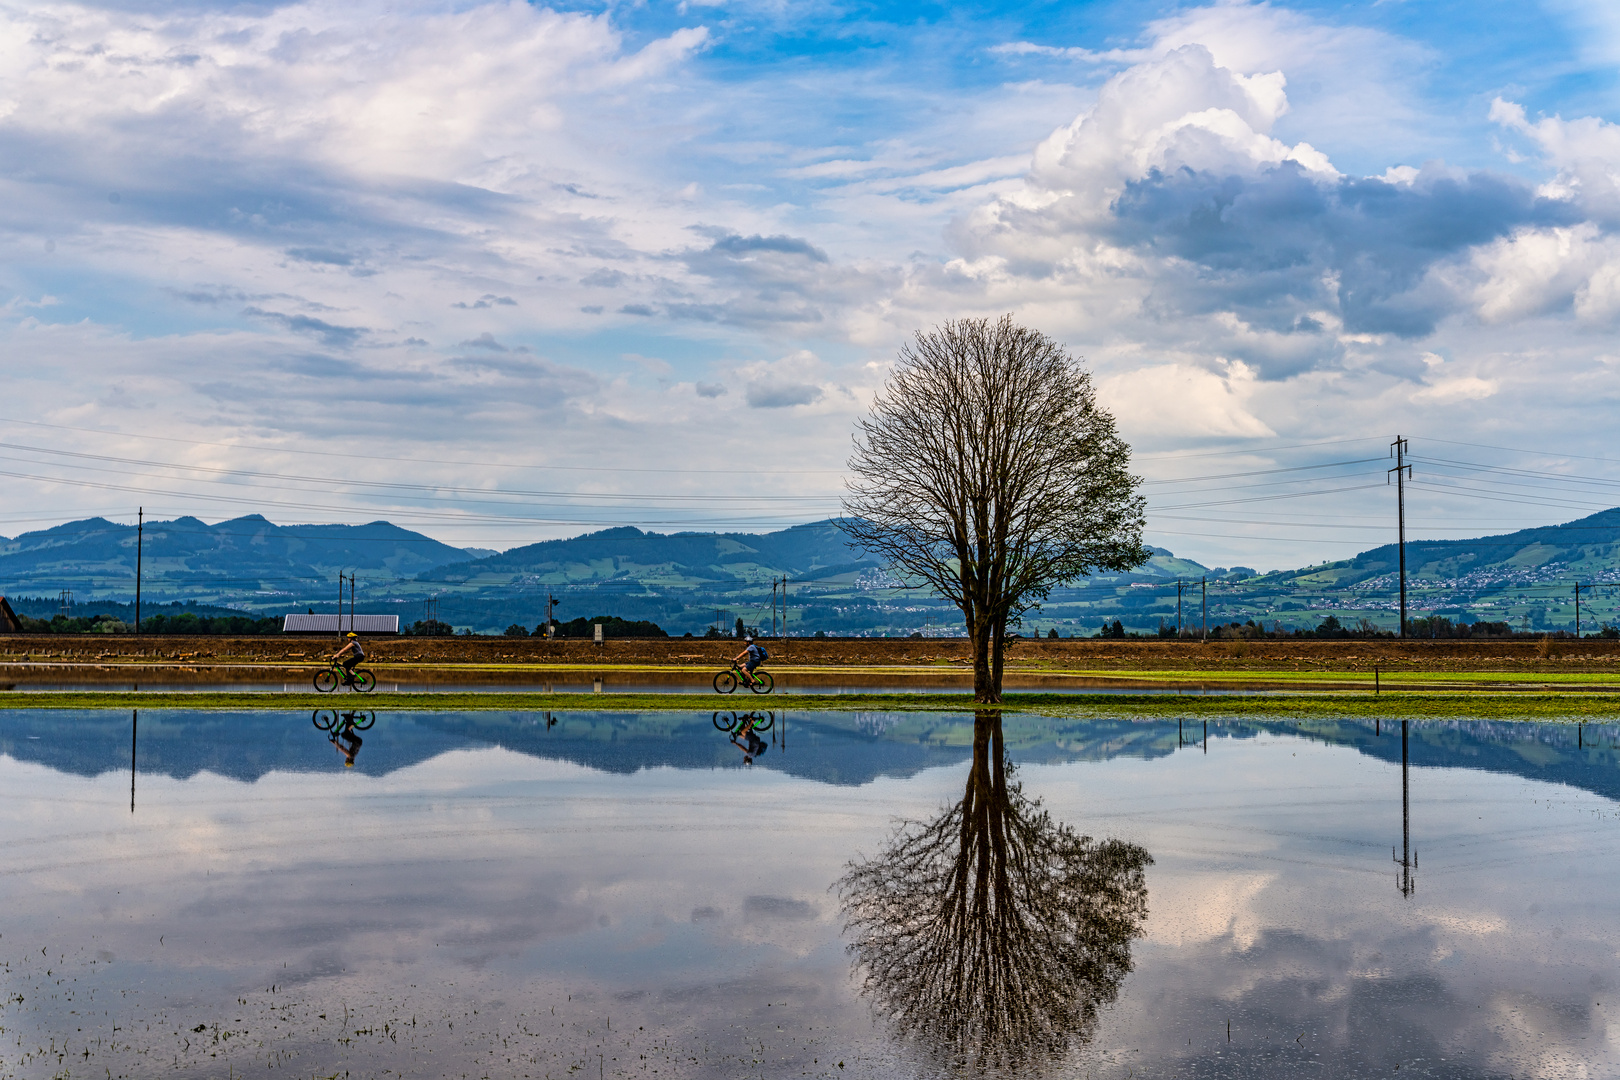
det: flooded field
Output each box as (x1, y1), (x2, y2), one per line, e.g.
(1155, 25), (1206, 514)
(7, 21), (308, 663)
(2, 708), (1617, 1078)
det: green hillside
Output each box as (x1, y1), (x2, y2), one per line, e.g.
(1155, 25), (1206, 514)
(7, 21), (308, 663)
(1082, 508), (1620, 636)
(8, 508), (1620, 637)
(0, 514), (478, 604)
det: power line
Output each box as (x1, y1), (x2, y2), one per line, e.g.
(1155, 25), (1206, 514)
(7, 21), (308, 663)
(0, 415), (844, 476)
(0, 441), (843, 504)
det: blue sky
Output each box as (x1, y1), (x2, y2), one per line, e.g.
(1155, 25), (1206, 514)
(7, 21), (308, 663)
(6, 0), (1620, 570)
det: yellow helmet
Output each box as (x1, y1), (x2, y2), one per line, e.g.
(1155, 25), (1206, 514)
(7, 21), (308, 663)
(346, 632), (358, 638)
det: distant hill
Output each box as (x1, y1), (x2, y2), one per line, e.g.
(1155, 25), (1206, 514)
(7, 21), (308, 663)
(9, 507), (1619, 636)
(1213, 507), (1620, 631)
(1259, 507), (1620, 589)
(421, 521), (879, 587)
(0, 515), (482, 604)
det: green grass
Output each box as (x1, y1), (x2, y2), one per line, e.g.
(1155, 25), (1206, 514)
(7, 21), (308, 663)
(3, 689), (1618, 720)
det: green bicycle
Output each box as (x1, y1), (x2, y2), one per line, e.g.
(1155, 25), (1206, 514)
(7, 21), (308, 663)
(313, 709), (376, 732)
(714, 663), (773, 694)
(314, 662), (376, 694)
(713, 710), (775, 733)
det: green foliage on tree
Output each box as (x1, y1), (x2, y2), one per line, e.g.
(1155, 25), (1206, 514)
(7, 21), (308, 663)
(547, 615), (668, 639)
(844, 316), (1146, 702)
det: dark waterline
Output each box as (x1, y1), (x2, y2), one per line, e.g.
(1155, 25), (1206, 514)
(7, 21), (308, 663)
(2, 708), (1617, 1078)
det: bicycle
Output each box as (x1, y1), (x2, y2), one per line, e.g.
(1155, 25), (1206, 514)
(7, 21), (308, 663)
(313, 709), (376, 731)
(713, 663), (773, 694)
(314, 662), (376, 694)
(713, 710), (774, 733)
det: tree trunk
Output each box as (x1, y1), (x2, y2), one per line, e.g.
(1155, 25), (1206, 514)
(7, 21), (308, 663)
(971, 613), (998, 703)
(987, 620), (1006, 704)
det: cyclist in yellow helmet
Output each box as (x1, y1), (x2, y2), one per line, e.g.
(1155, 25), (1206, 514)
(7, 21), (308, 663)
(330, 631), (366, 687)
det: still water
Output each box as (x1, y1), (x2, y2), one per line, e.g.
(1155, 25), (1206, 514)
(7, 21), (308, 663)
(1, 708), (1616, 1078)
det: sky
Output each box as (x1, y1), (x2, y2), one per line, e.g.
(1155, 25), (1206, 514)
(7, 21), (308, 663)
(6, 0), (1620, 571)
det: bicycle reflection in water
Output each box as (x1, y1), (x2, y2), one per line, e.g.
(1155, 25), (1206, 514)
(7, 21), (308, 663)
(312, 709), (375, 768)
(714, 710), (775, 764)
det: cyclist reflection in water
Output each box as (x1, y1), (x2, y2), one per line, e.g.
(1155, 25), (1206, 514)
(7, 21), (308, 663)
(331, 712), (364, 767)
(730, 713), (768, 764)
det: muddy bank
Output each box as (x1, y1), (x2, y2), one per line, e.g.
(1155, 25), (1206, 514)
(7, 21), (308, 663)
(1, 633), (1617, 672)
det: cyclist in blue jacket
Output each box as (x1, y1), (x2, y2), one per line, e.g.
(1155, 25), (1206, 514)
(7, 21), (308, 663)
(733, 636), (767, 685)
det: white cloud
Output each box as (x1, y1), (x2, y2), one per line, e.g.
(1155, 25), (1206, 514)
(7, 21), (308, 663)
(1099, 361), (1274, 439)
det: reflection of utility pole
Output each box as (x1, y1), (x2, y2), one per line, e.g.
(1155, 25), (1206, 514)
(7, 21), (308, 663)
(1389, 437), (1411, 638)
(1394, 719), (1416, 897)
(130, 708), (138, 814)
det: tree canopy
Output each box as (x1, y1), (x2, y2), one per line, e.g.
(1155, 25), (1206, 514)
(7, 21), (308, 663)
(843, 315), (1147, 700)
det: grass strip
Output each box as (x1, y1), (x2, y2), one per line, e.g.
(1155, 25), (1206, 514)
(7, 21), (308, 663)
(2, 689), (1618, 719)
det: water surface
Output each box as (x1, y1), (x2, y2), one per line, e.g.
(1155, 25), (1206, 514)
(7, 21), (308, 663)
(2, 708), (1616, 1077)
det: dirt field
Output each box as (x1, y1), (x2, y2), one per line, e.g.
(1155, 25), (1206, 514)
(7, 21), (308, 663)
(2, 633), (1617, 672)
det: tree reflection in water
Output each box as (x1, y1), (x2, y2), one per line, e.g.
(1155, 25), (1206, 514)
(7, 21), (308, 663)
(837, 711), (1151, 1075)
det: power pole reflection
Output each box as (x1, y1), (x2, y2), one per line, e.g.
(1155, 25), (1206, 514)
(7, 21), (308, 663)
(130, 708), (138, 813)
(1394, 719), (1416, 897)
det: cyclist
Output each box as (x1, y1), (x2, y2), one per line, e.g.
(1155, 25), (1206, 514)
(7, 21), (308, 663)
(330, 712), (363, 767)
(331, 632), (365, 686)
(732, 636), (768, 686)
(730, 713), (767, 764)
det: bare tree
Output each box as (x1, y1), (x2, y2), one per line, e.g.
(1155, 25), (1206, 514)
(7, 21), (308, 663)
(842, 316), (1147, 702)
(837, 711), (1152, 1075)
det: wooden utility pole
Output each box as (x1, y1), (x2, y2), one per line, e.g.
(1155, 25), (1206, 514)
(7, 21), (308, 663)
(1389, 437), (1411, 637)
(1575, 582), (1582, 638)
(1201, 576), (1207, 641)
(134, 508), (143, 635)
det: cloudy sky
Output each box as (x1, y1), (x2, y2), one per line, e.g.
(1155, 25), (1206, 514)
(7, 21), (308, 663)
(6, 0), (1620, 568)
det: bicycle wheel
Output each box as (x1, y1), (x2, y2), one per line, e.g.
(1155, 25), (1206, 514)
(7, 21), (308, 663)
(713, 711), (737, 732)
(350, 711), (376, 730)
(749, 671), (774, 695)
(714, 670), (738, 694)
(750, 711), (774, 732)
(314, 669), (339, 693)
(312, 710), (337, 731)
(351, 670), (377, 694)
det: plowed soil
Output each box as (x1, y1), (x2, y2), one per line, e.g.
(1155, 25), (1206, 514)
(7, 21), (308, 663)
(2, 634), (1616, 672)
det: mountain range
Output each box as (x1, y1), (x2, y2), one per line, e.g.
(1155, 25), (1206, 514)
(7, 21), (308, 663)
(4, 508), (1620, 635)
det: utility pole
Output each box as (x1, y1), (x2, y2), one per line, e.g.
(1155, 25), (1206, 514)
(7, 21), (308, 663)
(1389, 436), (1411, 637)
(771, 579), (778, 639)
(134, 507), (143, 635)
(1176, 580), (1183, 636)
(1201, 576), (1207, 641)
(1575, 582), (1582, 638)
(545, 593), (559, 638)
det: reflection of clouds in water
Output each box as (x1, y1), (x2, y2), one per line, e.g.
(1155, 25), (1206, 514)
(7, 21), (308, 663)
(3, 718), (1620, 1077)
(853, 711), (907, 736)
(1144, 871), (1271, 949)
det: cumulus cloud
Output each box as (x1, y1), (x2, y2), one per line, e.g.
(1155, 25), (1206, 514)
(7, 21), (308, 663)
(950, 45), (1571, 377)
(9, 0), (1620, 564)
(1099, 360), (1274, 438)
